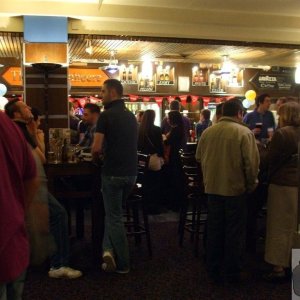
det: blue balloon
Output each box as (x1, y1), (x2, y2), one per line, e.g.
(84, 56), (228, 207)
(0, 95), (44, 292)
(0, 83), (7, 97)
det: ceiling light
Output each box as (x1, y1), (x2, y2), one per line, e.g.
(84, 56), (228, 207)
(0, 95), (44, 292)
(192, 66), (198, 73)
(221, 55), (232, 74)
(102, 50), (119, 74)
(85, 40), (93, 55)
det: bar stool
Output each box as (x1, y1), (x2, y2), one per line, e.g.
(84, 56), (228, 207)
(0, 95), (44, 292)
(178, 156), (207, 257)
(123, 153), (152, 257)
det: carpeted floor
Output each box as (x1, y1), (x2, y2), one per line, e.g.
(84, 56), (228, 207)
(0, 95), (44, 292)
(23, 218), (291, 300)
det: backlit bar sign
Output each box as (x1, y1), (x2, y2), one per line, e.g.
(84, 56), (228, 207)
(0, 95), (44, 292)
(68, 68), (109, 87)
(24, 16), (68, 43)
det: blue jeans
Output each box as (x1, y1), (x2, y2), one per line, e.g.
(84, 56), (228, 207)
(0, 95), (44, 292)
(206, 194), (247, 279)
(102, 175), (136, 270)
(0, 271), (26, 300)
(48, 192), (69, 268)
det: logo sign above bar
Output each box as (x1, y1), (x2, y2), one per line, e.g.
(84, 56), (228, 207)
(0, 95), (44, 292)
(68, 68), (109, 87)
(156, 65), (175, 86)
(192, 68), (208, 87)
(138, 74), (156, 92)
(120, 65), (138, 85)
(1, 67), (22, 86)
(250, 71), (294, 91)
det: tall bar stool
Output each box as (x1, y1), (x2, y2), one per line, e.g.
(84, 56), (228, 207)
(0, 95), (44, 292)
(124, 153), (152, 257)
(178, 154), (207, 257)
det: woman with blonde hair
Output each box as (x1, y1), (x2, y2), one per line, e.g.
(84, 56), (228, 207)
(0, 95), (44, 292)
(264, 102), (300, 281)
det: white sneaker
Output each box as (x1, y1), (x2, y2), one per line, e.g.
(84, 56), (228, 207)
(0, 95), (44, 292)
(101, 251), (116, 272)
(48, 267), (82, 279)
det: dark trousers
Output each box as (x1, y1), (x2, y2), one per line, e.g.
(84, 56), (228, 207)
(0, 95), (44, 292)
(48, 192), (70, 269)
(144, 170), (162, 214)
(206, 194), (247, 278)
(246, 184), (268, 253)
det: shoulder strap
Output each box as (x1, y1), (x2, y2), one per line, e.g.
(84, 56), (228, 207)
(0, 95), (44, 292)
(146, 135), (158, 153)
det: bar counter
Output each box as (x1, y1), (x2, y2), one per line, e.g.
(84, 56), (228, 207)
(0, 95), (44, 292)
(45, 161), (104, 262)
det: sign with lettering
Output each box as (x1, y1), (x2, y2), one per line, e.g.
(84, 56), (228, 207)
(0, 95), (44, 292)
(156, 66), (175, 85)
(138, 74), (156, 92)
(250, 72), (294, 91)
(68, 68), (109, 87)
(1, 67), (22, 86)
(209, 72), (227, 94)
(120, 65), (138, 85)
(192, 68), (208, 87)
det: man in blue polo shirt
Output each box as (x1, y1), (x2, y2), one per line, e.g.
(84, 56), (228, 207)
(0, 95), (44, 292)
(243, 93), (275, 141)
(92, 79), (137, 274)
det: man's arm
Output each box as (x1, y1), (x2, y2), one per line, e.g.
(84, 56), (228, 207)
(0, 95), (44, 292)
(241, 132), (260, 193)
(91, 132), (104, 159)
(195, 135), (203, 164)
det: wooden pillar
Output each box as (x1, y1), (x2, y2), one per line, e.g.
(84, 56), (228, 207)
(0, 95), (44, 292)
(23, 42), (69, 150)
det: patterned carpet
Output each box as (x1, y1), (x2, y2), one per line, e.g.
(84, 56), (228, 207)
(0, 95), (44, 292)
(23, 219), (291, 300)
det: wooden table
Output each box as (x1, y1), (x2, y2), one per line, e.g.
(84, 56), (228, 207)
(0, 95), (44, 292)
(45, 162), (104, 261)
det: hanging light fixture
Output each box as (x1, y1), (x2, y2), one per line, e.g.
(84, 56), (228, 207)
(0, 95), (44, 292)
(103, 50), (119, 74)
(221, 55), (232, 74)
(85, 40), (93, 55)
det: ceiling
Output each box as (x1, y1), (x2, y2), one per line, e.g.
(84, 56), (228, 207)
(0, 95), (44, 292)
(1, 0), (300, 67)
(1, 32), (300, 68)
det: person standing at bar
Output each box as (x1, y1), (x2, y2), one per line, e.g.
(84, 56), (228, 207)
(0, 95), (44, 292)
(0, 111), (39, 300)
(243, 93), (275, 141)
(195, 109), (212, 140)
(79, 103), (100, 148)
(196, 98), (259, 284)
(4, 100), (82, 279)
(92, 79), (137, 274)
(161, 100), (190, 147)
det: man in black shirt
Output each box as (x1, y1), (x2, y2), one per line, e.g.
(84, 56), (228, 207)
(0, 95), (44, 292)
(92, 79), (137, 274)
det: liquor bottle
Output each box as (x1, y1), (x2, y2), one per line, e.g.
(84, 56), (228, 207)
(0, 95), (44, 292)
(140, 78), (145, 87)
(122, 69), (127, 81)
(145, 76), (149, 88)
(164, 70), (169, 81)
(193, 72), (199, 83)
(159, 72), (165, 81)
(128, 69), (132, 81)
(232, 70), (238, 85)
(61, 138), (68, 163)
(199, 69), (204, 82)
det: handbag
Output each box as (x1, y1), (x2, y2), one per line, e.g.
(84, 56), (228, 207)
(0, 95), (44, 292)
(146, 135), (164, 171)
(149, 153), (164, 171)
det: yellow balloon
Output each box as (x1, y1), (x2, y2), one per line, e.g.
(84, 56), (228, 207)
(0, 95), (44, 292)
(245, 90), (256, 101)
(248, 98), (255, 105)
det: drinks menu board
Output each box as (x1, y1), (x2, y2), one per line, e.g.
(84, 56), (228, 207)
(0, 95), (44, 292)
(138, 74), (156, 92)
(209, 72), (227, 94)
(156, 65), (175, 85)
(227, 69), (244, 87)
(120, 65), (138, 85)
(192, 68), (209, 86)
